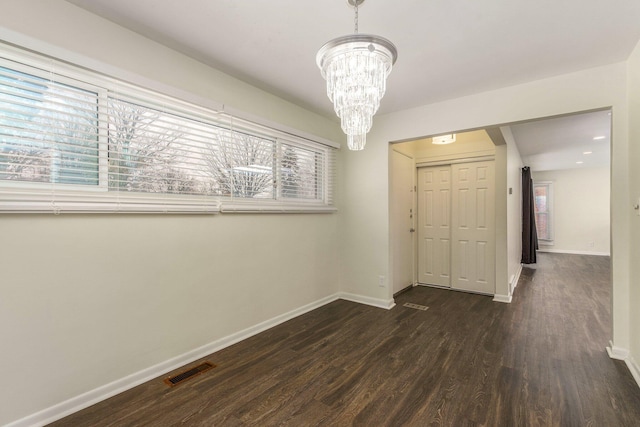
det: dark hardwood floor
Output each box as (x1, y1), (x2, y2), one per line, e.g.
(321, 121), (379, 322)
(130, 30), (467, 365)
(50, 253), (640, 426)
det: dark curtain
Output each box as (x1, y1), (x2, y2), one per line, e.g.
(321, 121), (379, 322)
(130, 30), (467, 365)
(521, 166), (538, 264)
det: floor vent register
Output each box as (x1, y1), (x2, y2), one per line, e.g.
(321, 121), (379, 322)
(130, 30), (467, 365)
(403, 302), (429, 311)
(164, 361), (216, 387)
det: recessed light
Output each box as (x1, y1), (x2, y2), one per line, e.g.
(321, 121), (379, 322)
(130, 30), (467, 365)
(593, 136), (606, 140)
(583, 151), (592, 155)
(576, 161), (584, 164)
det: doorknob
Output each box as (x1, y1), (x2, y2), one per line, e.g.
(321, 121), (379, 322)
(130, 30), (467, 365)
(410, 228), (415, 233)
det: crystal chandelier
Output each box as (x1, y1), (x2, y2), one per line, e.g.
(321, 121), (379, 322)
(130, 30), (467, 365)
(316, 0), (397, 151)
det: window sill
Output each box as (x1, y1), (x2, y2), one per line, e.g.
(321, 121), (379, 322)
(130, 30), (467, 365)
(0, 189), (220, 214)
(220, 201), (336, 213)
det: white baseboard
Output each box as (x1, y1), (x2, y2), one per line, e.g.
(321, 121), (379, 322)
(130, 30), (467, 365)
(606, 342), (640, 390)
(606, 341), (630, 360)
(338, 292), (396, 310)
(493, 294), (512, 303)
(6, 293), (343, 427)
(510, 264), (523, 294)
(538, 248), (610, 256)
(626, 356), (640, 389)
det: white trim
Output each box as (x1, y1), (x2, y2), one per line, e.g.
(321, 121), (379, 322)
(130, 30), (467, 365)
(416, 155), (495, 168)
(0, 187), (222, 214)
(533, 181), (554, 241)
(5, 293), (342, 427)
(220, 201), (337, 214)
(606, 342), (640, 390)
(606, 341), (630, 360)
(538, 248), (610, 256)
(510, 263), (523, 294)
(626, 356), (640, 389)
(493, 294), (513, 303)
(339, 292), (396, 310)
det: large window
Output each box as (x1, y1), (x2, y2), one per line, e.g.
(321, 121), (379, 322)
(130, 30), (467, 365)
(0, 46), (335, 213)
(0, 66), (100, 187)
(534, 182), (553, 242)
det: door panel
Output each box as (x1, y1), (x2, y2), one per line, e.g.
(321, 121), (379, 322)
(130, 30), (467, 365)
(417, 166), (451, 287)
(451, 161), (495, 294)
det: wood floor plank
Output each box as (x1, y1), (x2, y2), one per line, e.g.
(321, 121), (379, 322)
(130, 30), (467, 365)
(49, 253), (640, 426)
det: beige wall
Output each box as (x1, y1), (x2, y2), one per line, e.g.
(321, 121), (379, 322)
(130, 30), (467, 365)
(503, 127), (524, 293)
(340, 61), (631, 355)
(627, 39), (640, 371)
(0, 1), (343, 425)
(533, 167), (611, 255)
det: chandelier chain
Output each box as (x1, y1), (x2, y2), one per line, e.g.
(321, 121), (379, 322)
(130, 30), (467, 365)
(354, 1), (359, 34)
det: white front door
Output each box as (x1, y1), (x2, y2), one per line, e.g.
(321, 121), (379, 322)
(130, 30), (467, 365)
(417, 165), (451, 287)
(451, 161), (495, 294)
(391, 150), (415, 294)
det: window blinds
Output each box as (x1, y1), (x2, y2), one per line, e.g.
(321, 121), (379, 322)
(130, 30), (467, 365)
(0, 45), (336, 214)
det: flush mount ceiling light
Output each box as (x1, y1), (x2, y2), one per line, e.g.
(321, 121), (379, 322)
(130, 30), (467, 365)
(593, 136), (606, 140)
(316, 0), (398, 151)
(432, 134), (457, 145)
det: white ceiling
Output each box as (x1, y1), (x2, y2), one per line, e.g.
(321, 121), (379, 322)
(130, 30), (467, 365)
(65, 0), (631, 171)
(65, 0), (640, 118)
(509, 110), (611, 172)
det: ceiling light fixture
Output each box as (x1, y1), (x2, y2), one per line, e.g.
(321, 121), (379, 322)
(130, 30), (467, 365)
(316, 0), (398, 151)
(432, 134), (457, 145)
(583, 151), (592, 155)
(576, 161), (584, 164)
(593, 136), (606, 140)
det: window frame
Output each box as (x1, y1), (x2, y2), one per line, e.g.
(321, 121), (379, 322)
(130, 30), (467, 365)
(0, 43), (336, 214)
(533, 181), (553, 243)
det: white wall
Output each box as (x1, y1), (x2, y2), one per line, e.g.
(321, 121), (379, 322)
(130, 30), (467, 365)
(533, 167), (610, 255)
(340, 61), (631, 358)
(627, 39), (640, 375)
(503, 127), (524, 293)
(0, 1), (344, 425)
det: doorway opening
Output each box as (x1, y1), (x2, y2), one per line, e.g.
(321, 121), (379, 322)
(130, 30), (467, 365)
(388, 109), (612, 301)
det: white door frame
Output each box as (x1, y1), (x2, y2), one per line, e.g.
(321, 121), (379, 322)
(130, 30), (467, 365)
(390, 148), (416, 294)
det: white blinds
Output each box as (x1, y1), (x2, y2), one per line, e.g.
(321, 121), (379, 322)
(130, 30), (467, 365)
(0, 45), (336, 214)
(0, 64), (100, 187)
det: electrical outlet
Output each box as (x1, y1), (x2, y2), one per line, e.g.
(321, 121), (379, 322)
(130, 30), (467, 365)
(378, 275), (385, 288)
